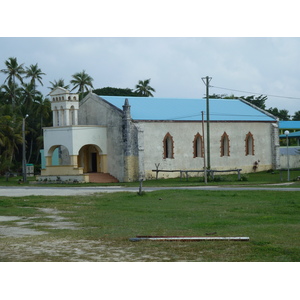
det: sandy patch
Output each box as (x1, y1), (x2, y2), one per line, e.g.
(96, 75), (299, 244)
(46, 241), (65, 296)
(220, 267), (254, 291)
(0, 226), (46, 237)
(0, 238), (171, 262)
(0, 207), (77, 238)
(0, 207), (173, 261)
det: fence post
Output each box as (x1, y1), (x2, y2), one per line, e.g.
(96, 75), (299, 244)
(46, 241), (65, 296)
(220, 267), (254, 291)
(138, 179), (143, 195)
(155, 163), (160, 180)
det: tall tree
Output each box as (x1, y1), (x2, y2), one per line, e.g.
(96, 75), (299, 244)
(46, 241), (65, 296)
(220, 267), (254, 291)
(70, 70), (94, 100)
(239, 95), (267, 110)
(34, 95), (51, 133)
(134, 78), (156, 97)
(25, 63), (45, 95)
(0, 82), (22, 106)
(32, 96), (51, 164)
(0, 114), (23, 171)
(267, 107), (290, 120)
(20, 82), (37, 110)
(48, 78), (70, 91)
(93, 87), (137, 97)
(292, 111), (300, 121)
(209, 94), (268, 110)
(1, 57), (25, 106)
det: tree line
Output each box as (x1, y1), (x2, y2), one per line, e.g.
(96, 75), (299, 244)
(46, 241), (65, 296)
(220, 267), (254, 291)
(0, 57), (155, 175)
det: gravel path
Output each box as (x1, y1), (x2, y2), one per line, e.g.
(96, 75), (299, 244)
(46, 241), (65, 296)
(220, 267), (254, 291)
(1, 184), (299, 197)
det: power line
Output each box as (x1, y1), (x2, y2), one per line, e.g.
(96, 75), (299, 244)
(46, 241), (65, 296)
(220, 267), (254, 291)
(211, 85), (300, 100)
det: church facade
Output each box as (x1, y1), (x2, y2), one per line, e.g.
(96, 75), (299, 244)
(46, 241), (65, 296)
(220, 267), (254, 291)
(39, 87), (280, 182)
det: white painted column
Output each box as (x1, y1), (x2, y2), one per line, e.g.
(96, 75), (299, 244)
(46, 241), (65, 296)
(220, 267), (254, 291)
(52, 110), (57, 127)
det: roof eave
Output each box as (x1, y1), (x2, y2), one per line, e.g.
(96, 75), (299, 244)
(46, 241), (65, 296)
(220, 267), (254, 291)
(238, 98), (278, 122)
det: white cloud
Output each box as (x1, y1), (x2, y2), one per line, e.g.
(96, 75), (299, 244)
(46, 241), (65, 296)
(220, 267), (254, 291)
(1, 37), (300, 114)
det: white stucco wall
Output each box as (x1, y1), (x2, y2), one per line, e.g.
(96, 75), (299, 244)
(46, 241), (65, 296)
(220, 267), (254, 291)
(139, 121), (278, 179)
(279, 147), (300, 168)
(280, 155), (300, 169)
(43, 126), (107, 156)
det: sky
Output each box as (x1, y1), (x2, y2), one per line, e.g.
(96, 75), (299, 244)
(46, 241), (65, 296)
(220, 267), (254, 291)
(1, 1), (300, 117)
(1, 37), (300, 116)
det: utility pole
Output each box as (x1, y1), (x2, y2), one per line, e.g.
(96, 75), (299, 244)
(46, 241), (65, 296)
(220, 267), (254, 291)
(202, 111), (207, 184)
(201, 76), (212, 170)
(22, 114), (29, 183)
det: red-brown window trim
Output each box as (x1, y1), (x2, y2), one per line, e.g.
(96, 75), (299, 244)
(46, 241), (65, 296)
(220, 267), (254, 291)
(193, 133), (204, 158)
(163, 132), (174, 159)
(245, 132), (255, 156)
(220, 132), (230, 157)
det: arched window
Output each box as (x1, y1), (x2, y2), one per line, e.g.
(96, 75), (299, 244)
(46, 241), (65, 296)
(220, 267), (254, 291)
(220, 132), (230, 157)
(245, 132), (254, 156)
(163, 132), (174, 159)
(193, 133), (203, 158)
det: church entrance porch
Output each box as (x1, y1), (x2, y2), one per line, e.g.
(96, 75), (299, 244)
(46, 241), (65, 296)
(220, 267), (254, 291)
(78, 144), (107, 173)
(38, 143), (118, 183)
(78, 144), (118, 182)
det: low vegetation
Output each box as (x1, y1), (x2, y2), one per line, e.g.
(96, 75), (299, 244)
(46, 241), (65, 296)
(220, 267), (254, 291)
(1, 169), (300, 187)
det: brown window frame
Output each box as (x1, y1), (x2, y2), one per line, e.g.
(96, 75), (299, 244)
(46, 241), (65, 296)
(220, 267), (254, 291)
(220, 132), (230, 157)
(245, 132), (255, 156)
(193, 133), (204, 158)
(163, 132), (174, 159)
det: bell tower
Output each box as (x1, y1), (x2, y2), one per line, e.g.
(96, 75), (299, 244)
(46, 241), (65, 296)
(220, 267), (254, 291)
(49, 87), (79, 127)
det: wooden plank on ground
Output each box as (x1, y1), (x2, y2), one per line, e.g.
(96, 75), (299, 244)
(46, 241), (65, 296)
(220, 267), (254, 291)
(130, 236), (250, 242)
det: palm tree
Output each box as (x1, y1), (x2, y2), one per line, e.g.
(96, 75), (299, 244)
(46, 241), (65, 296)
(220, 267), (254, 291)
(134, 78), (156, 97)
(0, 82), (22, 106)
(292, 111), (300, 121)
(70, 70), (94, 100)
(34, 95), (51, 134)
(48, 78), (70, 91)
(1, 57), (25, 106)
(20, 82), (40, 111)
(0, 114), (23, 169)
(32, 96), (51, 164)
(25, 63), (46, 95)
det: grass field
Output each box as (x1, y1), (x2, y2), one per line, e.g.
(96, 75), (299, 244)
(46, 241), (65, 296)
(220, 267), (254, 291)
(1, 189), (299, 261)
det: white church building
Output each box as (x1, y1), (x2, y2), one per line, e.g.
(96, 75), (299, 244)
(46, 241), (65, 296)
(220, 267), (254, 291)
(38, 87), (280, 182)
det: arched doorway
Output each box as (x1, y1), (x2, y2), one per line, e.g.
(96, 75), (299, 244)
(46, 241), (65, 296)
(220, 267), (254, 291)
(47, 145), (71, 166)
(78, 144), (105, 173)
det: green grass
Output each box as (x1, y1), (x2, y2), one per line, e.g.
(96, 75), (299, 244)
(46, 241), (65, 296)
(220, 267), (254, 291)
(1, 190), (300, 261)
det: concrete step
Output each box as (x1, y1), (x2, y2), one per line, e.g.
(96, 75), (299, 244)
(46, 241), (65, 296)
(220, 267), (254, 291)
(88, 172), (119, 183)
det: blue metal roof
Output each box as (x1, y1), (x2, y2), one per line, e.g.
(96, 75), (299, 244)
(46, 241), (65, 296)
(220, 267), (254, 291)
(99, 96), (276, 122)
(279, 121), (300, 129)
(279, 131), (300, 138)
